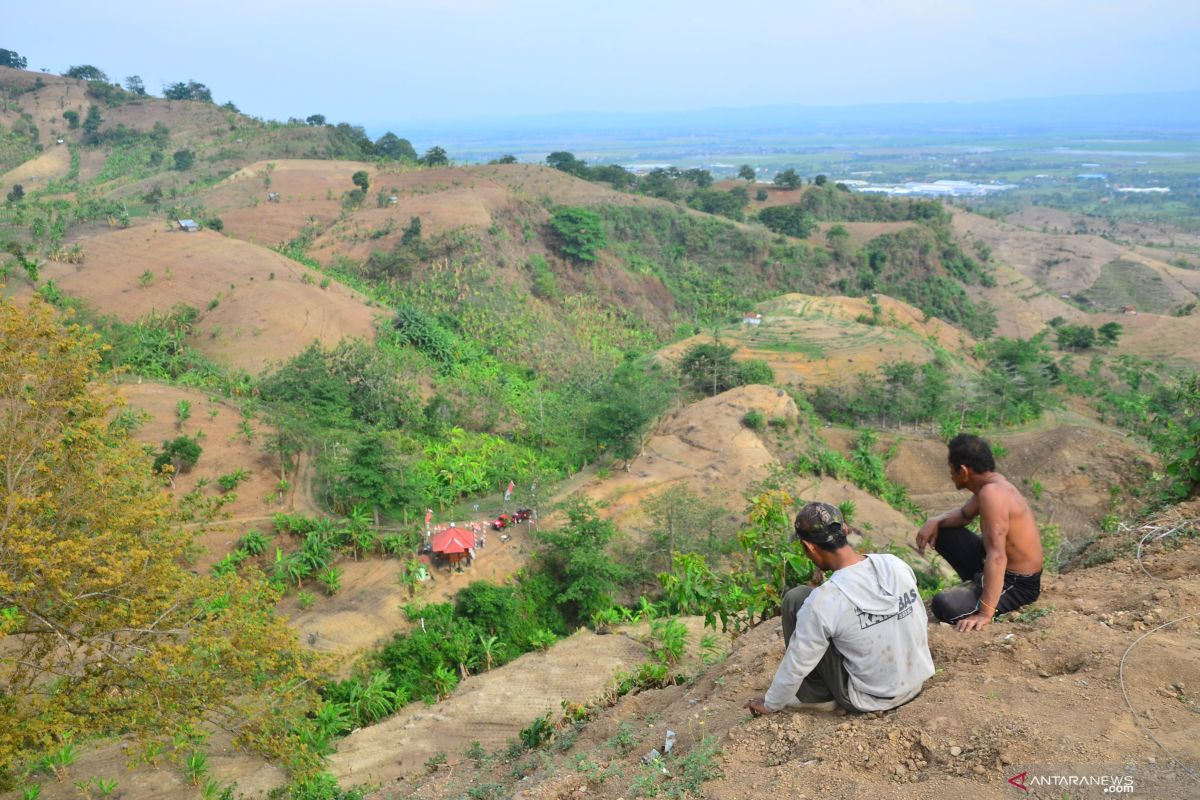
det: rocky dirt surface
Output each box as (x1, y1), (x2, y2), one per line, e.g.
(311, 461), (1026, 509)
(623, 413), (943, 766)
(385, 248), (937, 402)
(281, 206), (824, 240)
(400, 524), (1199, 800)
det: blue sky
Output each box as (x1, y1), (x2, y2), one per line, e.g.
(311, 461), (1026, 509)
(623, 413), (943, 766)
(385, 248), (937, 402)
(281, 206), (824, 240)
(7, 0), (1199, 128)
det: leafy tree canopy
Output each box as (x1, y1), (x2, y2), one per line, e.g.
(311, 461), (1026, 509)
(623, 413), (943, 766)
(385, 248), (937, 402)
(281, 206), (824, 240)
(547, 151), (587, 177)
(773, 168), (801, 189)
(65, 64), (108, 82)
(124, 75), (146, 95)
(535, 499), (628, 625)
(0, 49), (27, 69)
(585, 354), (676, 461)
(758, 205), (816, 238)
(0, 299), (320, 779)
(305, 113), (326, 126)
(163, 80), (213, 103)
(738, 165), (756, 181)
(548, 207), (607, 263)
(679, 341), (742, 396)
(374, 132), (417, 161)
(421, 146), (449, 167)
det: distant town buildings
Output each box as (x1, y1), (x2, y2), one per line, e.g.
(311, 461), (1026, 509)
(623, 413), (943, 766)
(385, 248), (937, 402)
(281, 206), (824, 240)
(851, 179), (1015, 198)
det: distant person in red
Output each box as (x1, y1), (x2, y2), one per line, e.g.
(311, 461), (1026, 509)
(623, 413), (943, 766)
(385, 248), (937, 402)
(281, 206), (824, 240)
(916, 433), (1044, 632)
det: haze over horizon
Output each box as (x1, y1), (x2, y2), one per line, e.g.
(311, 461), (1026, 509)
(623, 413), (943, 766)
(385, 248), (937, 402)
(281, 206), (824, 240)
(7, 0), (1200, 132)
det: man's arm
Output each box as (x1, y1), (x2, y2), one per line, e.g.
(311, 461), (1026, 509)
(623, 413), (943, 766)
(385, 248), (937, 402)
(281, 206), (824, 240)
(916, 495), (979, 555)
(757, 598), (833, 712)
(956, 488), (1008, 632)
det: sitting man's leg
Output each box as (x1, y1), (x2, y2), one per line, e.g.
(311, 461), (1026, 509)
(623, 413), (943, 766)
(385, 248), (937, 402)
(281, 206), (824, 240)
(930, 525), (989, 624)
(780, 585), (856, 711)
(933, 526), (986, 582)
(930, 577), (983, 624)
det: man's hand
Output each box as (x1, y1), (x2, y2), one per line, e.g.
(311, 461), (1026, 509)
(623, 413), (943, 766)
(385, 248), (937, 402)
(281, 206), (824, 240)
(744, 696), (774, 717)
(916, 519), (940, 555)
(954, 612), (992, 633)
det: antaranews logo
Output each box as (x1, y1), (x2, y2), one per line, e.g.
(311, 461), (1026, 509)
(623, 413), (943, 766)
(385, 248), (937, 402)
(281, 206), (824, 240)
(1007, 769), (1136, 793)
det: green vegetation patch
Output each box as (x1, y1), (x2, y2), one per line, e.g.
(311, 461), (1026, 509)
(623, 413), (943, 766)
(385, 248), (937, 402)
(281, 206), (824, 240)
(1081, 258), (1186, 314)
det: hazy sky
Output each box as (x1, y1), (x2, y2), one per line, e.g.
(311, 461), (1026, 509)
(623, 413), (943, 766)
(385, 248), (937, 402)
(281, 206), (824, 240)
(8, 0), (1199, 130)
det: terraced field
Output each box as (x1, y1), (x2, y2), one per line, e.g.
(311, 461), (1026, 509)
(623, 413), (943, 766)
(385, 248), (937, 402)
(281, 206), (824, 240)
(661, 293), (979, 389)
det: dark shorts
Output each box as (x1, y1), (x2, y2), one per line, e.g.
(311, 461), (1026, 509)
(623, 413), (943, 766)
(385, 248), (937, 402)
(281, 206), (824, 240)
(930, 569), (1042, 623)
(930, 526), (1042, 623)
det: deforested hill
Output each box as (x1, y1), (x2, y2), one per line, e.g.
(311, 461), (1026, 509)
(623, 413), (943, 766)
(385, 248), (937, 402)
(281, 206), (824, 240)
(4, 56), (1200, 800)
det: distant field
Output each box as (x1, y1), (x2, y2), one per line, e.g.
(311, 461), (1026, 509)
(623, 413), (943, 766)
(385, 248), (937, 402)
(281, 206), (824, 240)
(1082, 258), (1190, 313)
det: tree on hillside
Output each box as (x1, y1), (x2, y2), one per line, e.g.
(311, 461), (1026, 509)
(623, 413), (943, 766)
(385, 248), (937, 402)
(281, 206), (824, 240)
(352, 170), (370, 192)
(65, 64), (108, 82)
(0, 299), (321, 780)
(124, 75), (147, 95)
(814, 174), (829, 187)
(81, 104), (102, 145)
(305, 113), (326, 126)
(548, 207), (607, 263)
(173, 148), (195, 171)
(773, 168), (801, 189)
(639, 167), (682, 201)
(163, 80), (213, 103)
(679, 341), (742, 396)
(589, 164), (635, 188)
(421, 146), (449, 167)
(1097, 321), (1123, 346)
(62, 109), (79, 129)
(640, 485), (727, 579)
(6, 184), (24, 204)
(375, 132), (417, 161)
(758, 205), (816, 238)
(585, 354), (676, 463)
(1056, 324), (1095, 351)
(738, 165), (756, 181)
(682, 168), (714, 188)
(494, 154), (518, 164)
(0, 49), (27, 69)
(546, 151), (587, 177)
(535, 499), (628, 626)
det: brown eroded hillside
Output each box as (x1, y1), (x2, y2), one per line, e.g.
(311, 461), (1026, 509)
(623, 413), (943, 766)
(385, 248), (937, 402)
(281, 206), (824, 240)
(397, 523), (1200, 800)
(31, 222), (379, 373)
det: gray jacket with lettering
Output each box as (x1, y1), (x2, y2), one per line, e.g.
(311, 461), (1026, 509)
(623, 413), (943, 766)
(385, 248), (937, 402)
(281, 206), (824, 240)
(764, 554), (935, 712)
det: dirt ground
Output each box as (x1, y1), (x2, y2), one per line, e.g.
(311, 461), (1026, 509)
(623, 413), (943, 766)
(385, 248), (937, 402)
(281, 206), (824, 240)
(405, 525), (1200, 800)
(33, 220), (380, 374)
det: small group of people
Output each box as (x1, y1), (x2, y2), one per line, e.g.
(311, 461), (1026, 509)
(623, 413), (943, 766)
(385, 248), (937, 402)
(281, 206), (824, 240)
(746, 433), (1044, 717)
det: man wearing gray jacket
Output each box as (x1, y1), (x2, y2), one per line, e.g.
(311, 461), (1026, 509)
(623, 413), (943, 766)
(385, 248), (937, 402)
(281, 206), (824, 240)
(746, 502), (935, 716)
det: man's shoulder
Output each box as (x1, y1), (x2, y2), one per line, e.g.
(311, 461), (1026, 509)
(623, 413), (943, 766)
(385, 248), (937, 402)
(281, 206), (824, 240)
(978, 476), (1022, 503)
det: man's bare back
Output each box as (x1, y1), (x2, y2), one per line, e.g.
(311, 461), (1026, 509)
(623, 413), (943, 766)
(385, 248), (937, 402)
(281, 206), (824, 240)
(973, 474), (1043, 575)
(918, 433), (1046, 631)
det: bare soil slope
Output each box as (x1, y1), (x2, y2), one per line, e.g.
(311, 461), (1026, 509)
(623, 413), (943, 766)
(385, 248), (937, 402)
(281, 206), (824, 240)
(38, 222), (378, 373)
(329, 626), (657, 787)
(407, 530), (1200, 800)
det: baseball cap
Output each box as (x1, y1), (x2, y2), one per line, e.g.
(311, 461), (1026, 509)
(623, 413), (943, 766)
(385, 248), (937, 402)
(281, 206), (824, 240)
(792, 502), (849, 547)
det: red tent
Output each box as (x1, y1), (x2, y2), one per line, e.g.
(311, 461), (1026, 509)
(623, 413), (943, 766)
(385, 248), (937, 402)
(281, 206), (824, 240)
(431, 527), (475, 562)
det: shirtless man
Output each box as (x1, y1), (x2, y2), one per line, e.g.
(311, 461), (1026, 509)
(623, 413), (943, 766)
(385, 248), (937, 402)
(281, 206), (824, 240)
(916, 433), (1043, 632)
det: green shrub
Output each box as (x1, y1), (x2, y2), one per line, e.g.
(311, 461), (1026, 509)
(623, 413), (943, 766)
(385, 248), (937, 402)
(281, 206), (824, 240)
(738, 359), (774, 385)
(548, 207), (606, 263)
(741, 410), (765, 430)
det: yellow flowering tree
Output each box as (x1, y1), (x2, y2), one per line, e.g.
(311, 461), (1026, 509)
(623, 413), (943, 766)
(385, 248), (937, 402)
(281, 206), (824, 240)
(0, 299), (320, 782)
